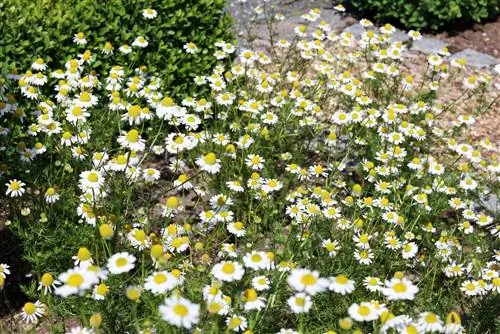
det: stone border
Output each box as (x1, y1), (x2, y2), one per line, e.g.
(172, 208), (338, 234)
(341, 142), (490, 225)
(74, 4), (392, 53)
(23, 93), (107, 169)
(226, 0), (500, 69)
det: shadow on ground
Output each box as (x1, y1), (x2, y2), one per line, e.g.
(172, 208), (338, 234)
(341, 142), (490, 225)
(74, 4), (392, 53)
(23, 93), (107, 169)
(0, 227), (30, 317)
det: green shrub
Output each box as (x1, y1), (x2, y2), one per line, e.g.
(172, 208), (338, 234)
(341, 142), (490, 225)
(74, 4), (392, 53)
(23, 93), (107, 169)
(0, 0), (233, 96)
(338, 0), (500, 31)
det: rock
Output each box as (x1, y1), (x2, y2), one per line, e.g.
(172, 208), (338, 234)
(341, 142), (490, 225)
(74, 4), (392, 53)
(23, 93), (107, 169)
(449, 49), (500, 68)
(390, 29), (410, 43)
(343, 23), (365, 36)
(319, 9), (346, 30)
(410, 37), (447, 54)
(481, 193), (499, 214)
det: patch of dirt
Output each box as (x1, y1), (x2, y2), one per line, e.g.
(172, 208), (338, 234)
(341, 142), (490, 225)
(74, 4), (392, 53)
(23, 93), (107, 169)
(436, 16), (500, 58)
(401, 52), (500, 145)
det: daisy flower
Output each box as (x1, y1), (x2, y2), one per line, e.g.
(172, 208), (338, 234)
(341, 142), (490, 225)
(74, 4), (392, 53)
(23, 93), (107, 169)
(243, 251), (272, 270)
(226, 315), (248, 332)
(227, 221), (246, 237)
(417, 312), (443, 332)
(72, 247), (93, 269)
(348, 302), (379, 322)
(132, 36), (148, 48)
(243, 288), (266, 311)
(21, 301), (46, 323)
(381, 277), (419, 300)
(79, 170), (104, 191)
(402, 242), (418, 259)
(322, 239), (341, 257)
(65, 106), (90, 124)
(139, 169), (159, 185)
(363, 276), (382, 292)
(261, 178), (283, 193)
(183, 42), (199, 54)
(127, 229), (151, 250)
(92, 283), (110, 300)
(0, 264), (11, 278)
(252, 276), (271, 291)
(31, 58), (47, 71)
(142, 8), (157, 19)
(117, 129), (146, 151)
(73, 32), (87, 45)
(159, 295), (200, 329)
(5, 179), (26, 197)
(44, 187), (60, 203)
(329, 275), (355, 295)
(119, 45), (132, 54)
(460, 280), (483, 296)
(287, 293), (312, 313)
(354, 249), (374, 265)
(107, 252), (136, 275)
(144, 271), (179, 294)
(227, 180), (244, 192)
(196, 153), (221, 174)
(246, 154), (265, 170)
(38, 273), (59, 294)
(287, 268), (329, 295)
(55, 267), (99, 297)
(102, 42), (113, 55)
(75, 91), (98, 108)
(211, 261), (245, 282)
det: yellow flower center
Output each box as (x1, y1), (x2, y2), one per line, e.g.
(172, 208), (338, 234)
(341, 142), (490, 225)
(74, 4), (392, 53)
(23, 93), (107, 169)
(221, 263), (235, 274)
(115, 258), (128, 267)
(425, 313), (438, 323)
(393, 282), (407, 293)
(67, 273), (84, 287)
(116, 155), (127, 165)
(80, 92), (91, 102)
(173, 304), (188, 317)
(128, 105), (141, 117)
(336, 275), (349, 284)
(23, 302), (37, 315)
(295, 297), (306, 307)
(126, 129), (139, 143)
(301, 273), (317, 286)
(134, 230), (146, 242)
(87, 172), (99, 183)
(41, 273), (54, 286)
(251, 254), (262, 263)
(358, 305), (371, 316)
(77, 247), (91, 261)
(153, 273), (168, 284)
(204, 153), (217, 165)
(166, 196), (179, 209)
(96, 283), (109, 295)
(71, 106), (83, 116)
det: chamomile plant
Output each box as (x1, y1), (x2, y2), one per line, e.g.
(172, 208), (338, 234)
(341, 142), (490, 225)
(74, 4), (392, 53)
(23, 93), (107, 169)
(1, 5), (499, 334)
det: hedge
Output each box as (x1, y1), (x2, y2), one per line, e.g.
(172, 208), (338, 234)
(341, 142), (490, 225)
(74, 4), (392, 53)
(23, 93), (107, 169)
(338, 0), (500, 31)
(0, 0), (233, 96)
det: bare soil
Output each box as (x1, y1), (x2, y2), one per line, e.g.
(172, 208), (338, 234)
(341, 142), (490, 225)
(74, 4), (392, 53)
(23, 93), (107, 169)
(436, 16), (500, 58)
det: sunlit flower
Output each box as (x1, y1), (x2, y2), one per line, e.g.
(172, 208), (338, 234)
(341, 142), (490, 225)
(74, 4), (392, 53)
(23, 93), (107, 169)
(381, 277), (419, 300)
(159, 295), (200, 329)
(107, 252), (136, 275)
(21, 301), (45, 323)
(212, 261), (245, 282)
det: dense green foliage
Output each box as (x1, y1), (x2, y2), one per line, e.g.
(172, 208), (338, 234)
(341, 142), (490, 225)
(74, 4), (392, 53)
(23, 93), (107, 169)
(0, 0), (233, 96)
(338, 0), (500, 30)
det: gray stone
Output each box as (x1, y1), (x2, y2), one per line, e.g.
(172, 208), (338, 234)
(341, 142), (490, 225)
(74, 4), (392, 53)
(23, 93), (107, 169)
(449, 49), (499, 68)
(344, 23), (365, 36)
(481, 193), (499, 214)
(410, 37), (447, 54)
(390, 30), (410, 43)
